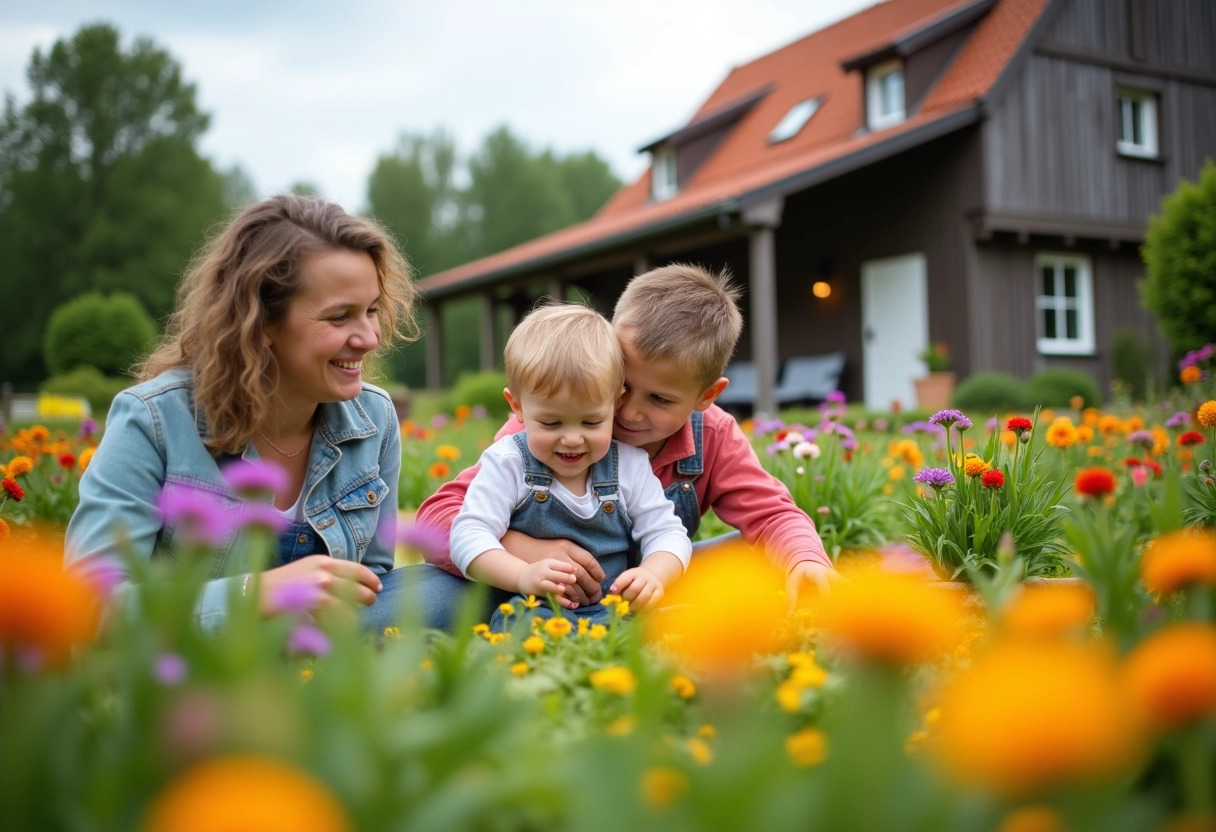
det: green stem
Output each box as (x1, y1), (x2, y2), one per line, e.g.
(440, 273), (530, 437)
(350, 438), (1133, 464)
(1177, 729), (1214, 813)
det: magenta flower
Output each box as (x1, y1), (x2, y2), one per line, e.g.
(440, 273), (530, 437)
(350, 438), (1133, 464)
(395, 521), (449, 561)
(154, 652), (188, 686)
(237, 502), (290, 535)
(156, 484), (235, 547)
(1165, 411), (1191, 429)
(268, 579), (325, 615)
(287, 622), (331, 657)
(80, 418), (98, 438)
(222, 458), (290, 498)
(929, 409), (973, 431)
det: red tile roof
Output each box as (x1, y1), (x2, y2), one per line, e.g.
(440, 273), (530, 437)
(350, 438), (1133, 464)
(421, 0), (1052, 296)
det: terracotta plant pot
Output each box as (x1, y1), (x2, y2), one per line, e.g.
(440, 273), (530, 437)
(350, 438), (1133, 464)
(914, 372), (956, 410)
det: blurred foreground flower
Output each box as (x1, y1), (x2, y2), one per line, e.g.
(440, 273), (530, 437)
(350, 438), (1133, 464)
(1140, 529), (1216, 597)
(0, 545), (101, 669)
(998, 582), (1095, 640)
(1122, 623), (1216, 732)
(646, 542), (785, 679)
(934, 640), (1144, 795)
(142, 754), (351, 832)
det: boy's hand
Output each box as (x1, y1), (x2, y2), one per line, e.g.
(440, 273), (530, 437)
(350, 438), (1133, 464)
(517, 558), (579, 608)
(501, 530), (605, 606)
(786, 561), (836, 611)
(610, 567), (665, 611)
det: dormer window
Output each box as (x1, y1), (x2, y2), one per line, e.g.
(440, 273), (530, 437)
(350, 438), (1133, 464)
(1117, 88), (1158, 159)
(866, 59), (905, 130)
(769, 96), (823, 144)
(651, 147), (678, 201)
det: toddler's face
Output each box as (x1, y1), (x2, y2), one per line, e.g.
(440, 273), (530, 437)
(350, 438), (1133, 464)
(614, 334), (718, 458)
(506, 386), (618, 491)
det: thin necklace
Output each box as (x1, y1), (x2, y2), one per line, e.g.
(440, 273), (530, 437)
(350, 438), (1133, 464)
(259, 431), (310, 459)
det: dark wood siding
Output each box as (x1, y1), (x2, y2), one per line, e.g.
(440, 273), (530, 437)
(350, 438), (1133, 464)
(1048, 0), (1216, 72)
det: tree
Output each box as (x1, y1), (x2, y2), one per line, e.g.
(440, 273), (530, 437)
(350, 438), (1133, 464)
(0, 24), (229, 386)
(44, 291), (157, 377)
(1141, 160), (1216, 357)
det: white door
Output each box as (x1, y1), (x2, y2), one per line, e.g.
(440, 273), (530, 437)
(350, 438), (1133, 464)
(861, 253), (928, 410)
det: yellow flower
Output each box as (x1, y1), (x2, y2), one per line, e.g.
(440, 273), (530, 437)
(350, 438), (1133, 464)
(697, 724), (716, 738)
(78, 447), (96, 472)
(963, 453), (989, 478)
(382, 626), (401, 640)
(1045, 419), (1077, 448)
(1123, 623), (1216, 732)
(588, 624), (608, 640)
(640, 767), (688, 812)
(996, 806), (1066, 832)
(1181, 365), (1203, 384)
(776, 680), (804, 713)
(607, 715), (636, 736)
(1199, 401), (1216, 429)
(487, 632), (506, 646)
(933, 641), (1143, 795)
(785, 727), (828, 767)
(5, 456), (34, 478)
(521, 595), (541, 610)
(887, 465), (905, 481)
(419, 659), (434, 672)
(1141, 529), (1216, 596)
(522, 635), (544, 654)
(646, 543), (786, 679)
(543, 617), (572, 638)
(670, 674), (696, 699)
(577, 617), (590, 636)
(300, 668), (314, 683)
(812, 563), (968, 666)
(1076, 425), (1094, 443)
(790, 664), (828, 687)
(601, 594), (622, 606)
(904, 729), (930, 755)
(509, 661), (530, 676)
(141, 754), (352, 832)
(589, 665), (637, 695)
(498, 602), (515, 618)
(687, 737), (713, 766)
(614, 600), (631, 618)
(999, 582), (1095, 640)
(435, 444), (461, 461)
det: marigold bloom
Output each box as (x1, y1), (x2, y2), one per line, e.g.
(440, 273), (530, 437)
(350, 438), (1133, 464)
(813, 564), (969, 665)
(933, 641), (1143, 795)
(670, 674), (696, 699)
(5, 456), (34, 477)
(687, 737), (713, 766)
(646, 543), (786, 679)
(1140, 530), (1216, 596)
(1123, 623), (1216, 732)
(1045, 420), (1078, 448)
(1006, 417), (1034, 435)
(0, 550), (102, 668)
(589, 665), (637, 695)
(785, 727), (828, 767)
(522, 635), (544, 654)
(641, 767), (688, 811)
(435, 445), (461, 461)
(1199, 401), (1216, 429)
(1181, 365), (1203, 384)
(981, 469), (1005, 489)
(141, 754), (352, 832)
(588, 624), (608, 640)
(1000, 583), (1095, 640)
(509, 661), (529, 676)
(2, 477), (24, 502)
(963, 453), (989, 478)
(427, 462), (451, 478)
(453, 405), (472, 421)
(543, 617), (572, 638)
(0, 518), (8, 543)
(1074, 467), (1116, 498)
(28, 426), (49, 443)
(78, 447), (96, 472)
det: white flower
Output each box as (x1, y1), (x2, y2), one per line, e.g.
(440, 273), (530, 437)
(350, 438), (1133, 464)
(793, 441), (821, 460)
(795, 466), (805, 475)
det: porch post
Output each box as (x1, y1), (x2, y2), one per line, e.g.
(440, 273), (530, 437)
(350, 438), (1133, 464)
(478, 293), (497, 372)
(425, 302), (444, 391)
(547, 276), (565, 302)
(743, 197), (784, 415)
(633, 255), (650, 276)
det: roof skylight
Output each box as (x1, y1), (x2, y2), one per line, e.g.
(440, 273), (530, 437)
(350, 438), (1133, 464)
(769, 96), (822, 143)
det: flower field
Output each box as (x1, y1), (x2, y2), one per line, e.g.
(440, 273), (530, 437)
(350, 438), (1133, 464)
(3, 367), (1216, 831)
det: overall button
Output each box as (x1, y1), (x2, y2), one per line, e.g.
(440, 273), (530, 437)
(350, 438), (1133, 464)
(366, 491), (377, 504)
(681, 482), (692, 492)
(535, 492), (548, 503)
(602, 502), (616, 513)
(297, 533), (309, 544)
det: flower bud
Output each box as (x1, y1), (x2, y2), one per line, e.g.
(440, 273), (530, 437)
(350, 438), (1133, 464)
(1200, 458), (1213, 473)
(1019, 432), (1031, 445)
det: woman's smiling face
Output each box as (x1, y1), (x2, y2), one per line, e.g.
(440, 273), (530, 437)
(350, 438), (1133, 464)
(266, 248), (382, 410)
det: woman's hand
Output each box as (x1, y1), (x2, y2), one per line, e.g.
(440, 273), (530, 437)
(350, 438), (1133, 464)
(501, 530), (605, 606)
(257, 555), (383, 616)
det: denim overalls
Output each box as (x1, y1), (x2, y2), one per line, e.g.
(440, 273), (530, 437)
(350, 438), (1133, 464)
(663, 410), (704, 539)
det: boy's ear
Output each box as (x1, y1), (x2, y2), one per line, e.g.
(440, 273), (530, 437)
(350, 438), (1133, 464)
(693, 377), (729, 412)
(503, 387), (524, 419)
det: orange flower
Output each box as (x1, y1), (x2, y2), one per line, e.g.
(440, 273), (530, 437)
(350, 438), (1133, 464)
(427, 462), (451, 478)
(4, 456), (34, 478)
(999, 582), (1095, 640)
(1074, 467), (1116, 498)
(996, 806), (1066, 832)
(1181, 365), (1203, 384)
(454, 405), (472, 421)
(0, 547), (102, 668)
(28, 426), (49, 443)
(1140, 530), (1216, 596)
(1123, 623), (1216, 732)
(1045, 419), (1078, 448)
(78, 447), (96, 472)
(141, 754), (352, 832)
(933, 640), (1143, 795)
(435, 445), (461, 461)
(1198, 400), (1216, 429)
(0, 517), (9, 543)
(640, 767), (688, 811)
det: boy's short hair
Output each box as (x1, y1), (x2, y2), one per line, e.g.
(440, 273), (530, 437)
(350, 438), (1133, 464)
(505, 302), (624, 403)
(612, 263), (743, 390)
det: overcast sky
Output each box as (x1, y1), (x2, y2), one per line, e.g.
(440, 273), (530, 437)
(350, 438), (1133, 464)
(1, 0), (876, 211)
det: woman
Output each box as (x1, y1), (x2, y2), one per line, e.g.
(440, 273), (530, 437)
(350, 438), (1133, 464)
(65, 195), (418, 633)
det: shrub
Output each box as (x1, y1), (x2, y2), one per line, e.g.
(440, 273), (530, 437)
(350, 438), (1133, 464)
(1026, 368), (1102, 409)
(44, 292), (157, 377)
(40, 365), (132, 417)
(1141, 160), (1216, 357)
(445, 370), (511, 421)
(951, 372), (1032, 412)
(1110, 328), (1152, 402)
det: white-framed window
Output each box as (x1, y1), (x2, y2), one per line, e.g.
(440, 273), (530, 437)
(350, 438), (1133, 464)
(1117, 88), (1158, 158)
(651, 147), (677, 201)
(769, 96), (822, 143)
(866, 59), (905, 130)
(1035, 253), (1095, 355)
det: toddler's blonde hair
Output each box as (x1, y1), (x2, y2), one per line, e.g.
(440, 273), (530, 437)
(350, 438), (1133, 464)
(505, 303), (623, 404)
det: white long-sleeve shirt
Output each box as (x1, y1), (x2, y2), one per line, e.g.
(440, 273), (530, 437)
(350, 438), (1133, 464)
(450, 436), (692, 577)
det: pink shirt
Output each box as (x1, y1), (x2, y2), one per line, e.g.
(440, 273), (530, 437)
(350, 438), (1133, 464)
(414, 404), (832, 575)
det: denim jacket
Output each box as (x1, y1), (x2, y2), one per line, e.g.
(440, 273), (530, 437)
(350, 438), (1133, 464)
(64, 368), (400, 633)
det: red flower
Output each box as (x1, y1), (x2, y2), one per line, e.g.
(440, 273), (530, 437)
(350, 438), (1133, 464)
(2, 477), (24, 502)
(1123, 457), (1144, 468)
(981, 469), (1005, 488)
(1006, 417), (1034, 435)
(1179, 431), (1206, 446)
(58, 453), (76, 469)
(1074, 467), (1117, 498)
(1145, 459), (1163, 479)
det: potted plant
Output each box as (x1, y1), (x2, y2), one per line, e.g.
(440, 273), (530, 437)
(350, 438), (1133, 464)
(914, 342), (955, 410)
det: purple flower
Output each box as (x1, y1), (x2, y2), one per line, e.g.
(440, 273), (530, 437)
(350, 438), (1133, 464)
(223, 458), (290, 498)
(1166, 411), (1191, 429)
(826, 390), (847, 405)
(156, 485), (235, 547)
(913, 467), (955, 490)
(841, 437), (859, 451)
(287, 622), (331, 657)
(766, 440), (790, 456)
(431, 413), (448, 429)
(268, 579), (325, 615)
(1128, 430), (1156, 449)
(929, 409), (973, 431)
(237, 502), (290, 535)
(902, 420), (946, 436)
(754, 417), (786, 435)
(872, 417), (889, 432)
(472, 405), (488, 419)
(75, 557), (126, 599)
(154, 652), (188, 686)
(986, 417), (999, 432)
(80, 418), (98, 438)
(396, 521), (449, 560)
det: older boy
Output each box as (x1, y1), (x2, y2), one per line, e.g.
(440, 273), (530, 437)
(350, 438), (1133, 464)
(451, 303), (690, 625)
(404, 264), (833, 627)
